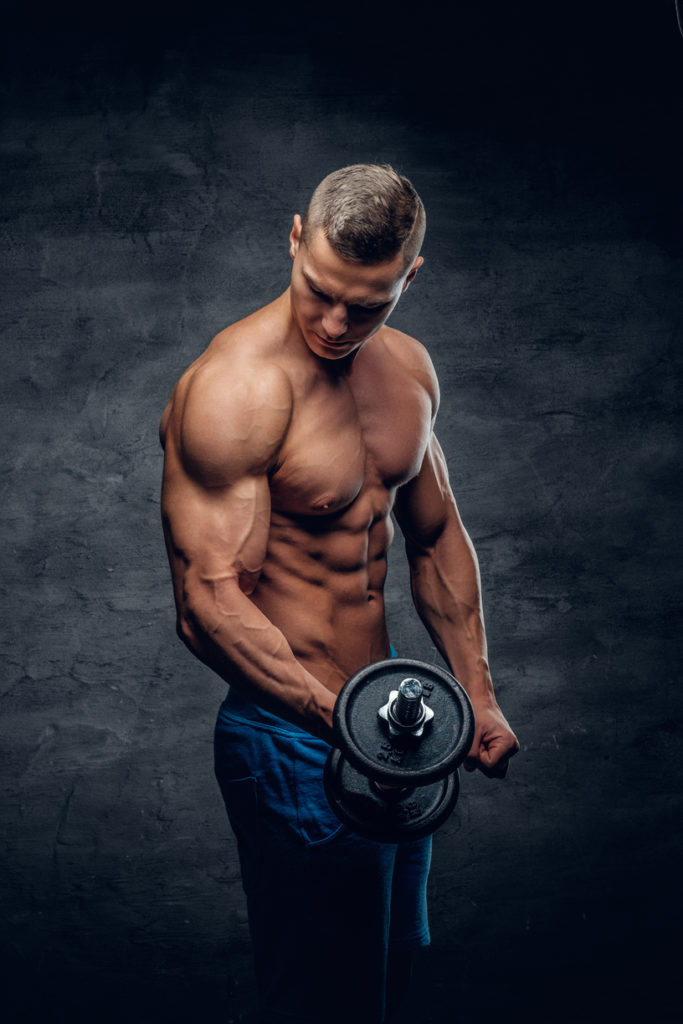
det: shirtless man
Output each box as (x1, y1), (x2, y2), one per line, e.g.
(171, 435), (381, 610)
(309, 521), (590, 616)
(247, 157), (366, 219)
(160, 164), (519, 1024)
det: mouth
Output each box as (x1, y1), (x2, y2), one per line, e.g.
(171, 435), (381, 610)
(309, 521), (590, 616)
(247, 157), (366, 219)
(315, 333), (350, 349)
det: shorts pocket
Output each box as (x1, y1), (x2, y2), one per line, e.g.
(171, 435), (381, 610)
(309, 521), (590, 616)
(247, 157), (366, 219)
(216, 775), (258, 837)
(294, 756), (345, 847)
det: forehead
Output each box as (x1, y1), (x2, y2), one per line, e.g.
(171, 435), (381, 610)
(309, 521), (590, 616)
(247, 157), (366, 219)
(301, 229), (407, 304)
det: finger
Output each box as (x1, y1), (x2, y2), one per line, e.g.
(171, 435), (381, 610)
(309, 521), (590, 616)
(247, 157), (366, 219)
(464, 738), (482, 771)
(483, 734), (520, 764)
(464, 732), (518, 776)
(464, 755), (508, 778)
(466, 734), (482, 759)
(474, 756), (510, 779)
(472, 743), (517, 778)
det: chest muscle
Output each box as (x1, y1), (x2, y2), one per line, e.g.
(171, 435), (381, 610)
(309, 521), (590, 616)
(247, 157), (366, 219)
(269, 374), (429, 518)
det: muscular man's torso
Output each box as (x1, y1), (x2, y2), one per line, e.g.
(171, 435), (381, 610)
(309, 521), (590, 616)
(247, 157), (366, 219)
(160, 291), (436, 695)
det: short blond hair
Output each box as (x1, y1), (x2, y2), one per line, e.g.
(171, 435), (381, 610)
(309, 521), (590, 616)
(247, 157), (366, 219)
(301, 164), (425, 268)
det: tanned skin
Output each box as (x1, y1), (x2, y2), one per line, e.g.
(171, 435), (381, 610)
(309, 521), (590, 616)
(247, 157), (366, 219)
(160, 214), (519, 776)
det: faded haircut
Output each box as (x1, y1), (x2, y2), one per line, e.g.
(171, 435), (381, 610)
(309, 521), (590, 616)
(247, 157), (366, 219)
(301, 164), (426, 268)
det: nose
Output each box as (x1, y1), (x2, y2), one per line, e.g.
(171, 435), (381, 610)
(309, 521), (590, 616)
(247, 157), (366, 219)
(321, 303), (348, 339)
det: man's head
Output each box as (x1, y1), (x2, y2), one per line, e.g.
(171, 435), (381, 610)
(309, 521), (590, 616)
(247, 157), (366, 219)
(289, 164), (426, 361)
(301, 163), (425, 270)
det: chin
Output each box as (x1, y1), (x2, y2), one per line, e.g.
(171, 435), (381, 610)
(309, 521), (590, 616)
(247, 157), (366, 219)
(310, 333), (361, 360)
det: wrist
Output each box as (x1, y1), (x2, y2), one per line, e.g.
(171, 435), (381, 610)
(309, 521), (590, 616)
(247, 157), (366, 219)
(453, 660), (496, 705)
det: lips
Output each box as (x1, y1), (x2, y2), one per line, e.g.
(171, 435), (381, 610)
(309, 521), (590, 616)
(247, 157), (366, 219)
(315, 333), (349, 348)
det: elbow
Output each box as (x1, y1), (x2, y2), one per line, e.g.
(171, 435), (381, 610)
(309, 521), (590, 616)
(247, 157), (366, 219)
(405, 527), (442, 563)
(176, 610), (203, 657)
(402, 512), (449, 559)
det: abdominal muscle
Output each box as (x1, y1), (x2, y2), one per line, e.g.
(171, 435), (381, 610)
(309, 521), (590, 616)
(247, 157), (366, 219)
(249, 503), (396, 693)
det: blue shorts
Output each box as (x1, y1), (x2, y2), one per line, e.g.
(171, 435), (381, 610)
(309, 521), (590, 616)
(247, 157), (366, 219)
(214, 686), (432, 1024)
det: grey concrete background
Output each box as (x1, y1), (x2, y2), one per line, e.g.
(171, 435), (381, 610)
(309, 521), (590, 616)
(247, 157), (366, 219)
(2, 2), (682, 1021)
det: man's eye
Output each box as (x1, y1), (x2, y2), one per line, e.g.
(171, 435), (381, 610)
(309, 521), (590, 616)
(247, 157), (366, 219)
(351, 305), (385, 317)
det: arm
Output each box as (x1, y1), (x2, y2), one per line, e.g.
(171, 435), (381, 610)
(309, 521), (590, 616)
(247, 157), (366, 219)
(160, 359), (336, 743)
(394, 433), (519, 776)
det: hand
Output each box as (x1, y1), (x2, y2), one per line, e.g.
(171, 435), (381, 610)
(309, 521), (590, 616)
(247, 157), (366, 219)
(464, 698), (519, 779)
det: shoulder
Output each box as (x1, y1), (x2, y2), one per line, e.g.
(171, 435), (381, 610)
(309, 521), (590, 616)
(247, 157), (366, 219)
(169, 330), (293, 487)
(376, 326), (440, 415)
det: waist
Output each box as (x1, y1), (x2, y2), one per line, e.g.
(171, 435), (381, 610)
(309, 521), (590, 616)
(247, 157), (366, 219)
(219, 685), (316, 738)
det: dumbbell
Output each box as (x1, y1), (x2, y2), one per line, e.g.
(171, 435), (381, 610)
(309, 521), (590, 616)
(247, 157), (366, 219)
(324, 658), (475, 843)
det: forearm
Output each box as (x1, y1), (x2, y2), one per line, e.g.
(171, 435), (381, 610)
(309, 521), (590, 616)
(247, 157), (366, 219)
(407, 516), (520, 773)
(406, 517), (495, 704)
(396, 432), (518, 772)
(178, 572), (336, 743)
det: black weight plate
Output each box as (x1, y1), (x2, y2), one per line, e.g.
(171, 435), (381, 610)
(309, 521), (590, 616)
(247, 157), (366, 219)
(334, 658), (475, 785)
(324, 749), (460, 843)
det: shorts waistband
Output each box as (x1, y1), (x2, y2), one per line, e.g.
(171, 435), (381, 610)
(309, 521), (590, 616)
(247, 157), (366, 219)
(219, 686), (315, 739)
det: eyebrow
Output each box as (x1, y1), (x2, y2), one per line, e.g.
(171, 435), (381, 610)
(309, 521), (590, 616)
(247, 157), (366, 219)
(302, 268), (391, 310)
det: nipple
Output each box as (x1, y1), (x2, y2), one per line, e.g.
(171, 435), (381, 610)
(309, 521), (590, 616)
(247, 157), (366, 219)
(313, 494), (334, 512)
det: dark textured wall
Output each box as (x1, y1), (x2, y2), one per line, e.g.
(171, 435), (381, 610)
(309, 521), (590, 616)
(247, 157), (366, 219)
(2, 3), (682, 1021)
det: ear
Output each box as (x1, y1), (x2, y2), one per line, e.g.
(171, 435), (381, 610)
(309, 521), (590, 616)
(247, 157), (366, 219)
(402, 255), (424, 291)
(289, 214), (303, 259)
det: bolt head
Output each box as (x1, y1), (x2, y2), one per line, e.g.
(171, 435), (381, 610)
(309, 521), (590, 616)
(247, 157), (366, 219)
(378, 690), (434, 738)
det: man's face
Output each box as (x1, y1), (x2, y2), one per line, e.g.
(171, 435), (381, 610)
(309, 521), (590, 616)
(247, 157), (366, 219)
(288, 215), (422, 361)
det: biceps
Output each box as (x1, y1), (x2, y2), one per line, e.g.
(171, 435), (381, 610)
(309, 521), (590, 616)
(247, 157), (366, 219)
(163, 473), (272, 596)
(395, 434), (455, 548)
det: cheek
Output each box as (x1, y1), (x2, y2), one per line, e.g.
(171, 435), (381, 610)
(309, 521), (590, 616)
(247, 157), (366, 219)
(293, 288), (317, 321)
(351, 311), (388, 334)
(300, 292), (321, 318)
